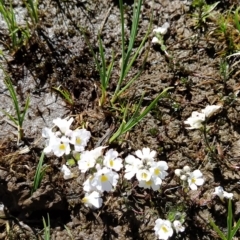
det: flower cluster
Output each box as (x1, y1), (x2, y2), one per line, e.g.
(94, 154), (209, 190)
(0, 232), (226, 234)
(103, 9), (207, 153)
(42, 117), (91, 157)
(42, 117), (124, 209)
(81, 147), (169, 208)
(71, 146), (123, 209)
(154, 218), (185, 240)
(184, 105), (222, 129)
(152, 22), (170, 45)
(124, 148), (168, 191)
(80, 148), (123, 208)
(175, 166), (204, 190)
(41, 116), (207, 236)
(43, 119), (170, 207)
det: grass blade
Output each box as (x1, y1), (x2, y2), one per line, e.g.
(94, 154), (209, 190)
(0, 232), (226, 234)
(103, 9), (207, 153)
(20, 94), (30, 126)
(209, 219), (227, 240)
(42, 213), (51, 240)
(0, 109), (18, 126)
(24, 0), (39, 24)
(114, 45), (150, 101)
(31, 151), (45, 194)
(114, 0), (143, 99)
(230, 218), (240, 239)
(99, 36), (107, 89)
(119, 0), (125, 78)
(109, 87), (172, 142)
(4, 76), (21, 123)
(123, 87), (172, 132)
(227, 199), (233, 240)
(52, 86), (74, 106)
(234, 7), (240, 32)
(1, 70), (30, 142)
(64, 225), (74, 240)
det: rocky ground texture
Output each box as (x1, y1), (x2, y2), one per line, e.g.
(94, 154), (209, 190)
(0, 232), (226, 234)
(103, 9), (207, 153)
(0, 0), (240, 239)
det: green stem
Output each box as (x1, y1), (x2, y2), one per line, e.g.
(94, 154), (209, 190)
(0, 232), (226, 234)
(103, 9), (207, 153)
(202, 122), (217, 159)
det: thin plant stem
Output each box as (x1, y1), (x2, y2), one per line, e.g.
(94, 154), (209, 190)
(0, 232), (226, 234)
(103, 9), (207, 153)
(202, 122), (217, 159)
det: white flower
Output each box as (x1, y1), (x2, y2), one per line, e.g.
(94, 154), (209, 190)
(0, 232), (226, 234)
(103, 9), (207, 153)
(89, 146), (106, 159)
(78, 146), (106, 172)
(124, 154), (143, 180)
(42, 127), (58, 154)
(61, 164), (74, 180)
(201, 105), (222, 118)
(82, 191), (103, 209)
(78, 153), (96, 173)
(135, 147), (156, 165)
(91, 167), (119, 192)
(173, 220), (185, 234)
(103, 149), (123, 171)
(154, 218), (173, 240)
(184, 105), (222, 130)
(213, 186), (233, 201)
(83, 175), (97, 192)
(187, 170), (204, 190)
(150, 161), (168, 180)
(52, 136), (70, 157)
(138, 177), (161, 191)
(69, 129), (91, 152)
(43, 135), (57, 154)
(42, 127), (54, 139)
(136, 169), (152, 182)
(153, 22), (170, 35)
(184, 111), (205, 129)
(53, 117), (73, 135)
(78, 150), (97, 173)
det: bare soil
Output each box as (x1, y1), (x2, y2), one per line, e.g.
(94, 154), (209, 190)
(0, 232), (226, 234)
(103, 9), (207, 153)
(0, 0), (240, 239)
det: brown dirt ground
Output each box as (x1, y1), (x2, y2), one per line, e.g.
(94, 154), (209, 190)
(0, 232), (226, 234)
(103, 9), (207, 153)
(0, 0), (240, 239)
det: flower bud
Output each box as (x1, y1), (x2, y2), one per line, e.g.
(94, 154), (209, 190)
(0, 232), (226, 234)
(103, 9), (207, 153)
(174, 169), (182, 177)
(183, 166), (191, 173)
(180, 175), (187, 181)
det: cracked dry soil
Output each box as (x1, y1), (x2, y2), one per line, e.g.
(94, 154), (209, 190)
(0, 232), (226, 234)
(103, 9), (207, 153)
(0, 0), (240, 239)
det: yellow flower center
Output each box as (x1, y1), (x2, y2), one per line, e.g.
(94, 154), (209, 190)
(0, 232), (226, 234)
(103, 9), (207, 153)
(59, 144), (66, 151)
(141, 172), (148, 179)
(191, 178), (196, 184)
(76, 137), (82, 145)
(162, 226), (168, 233)
(146, 180), (152, 186)
(154, 168), (160, 175)
(100, 174), (108, 182)
(109, 159), (114, 167)
(82, 197), (88, 203)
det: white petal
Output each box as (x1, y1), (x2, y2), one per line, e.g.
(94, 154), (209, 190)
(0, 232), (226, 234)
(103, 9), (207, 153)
(152, 36), (160, 44)
(142, 147), (150, 156)
(195, 178), (204, 186)
(192, 170), (203, 178)
(153, 22), (170, 35)
(189, 183), (197, 190)
(201, 105), (222, 118)
(223, 192), (233, 199)
(92, 197), (103, 208)
(135, 149), (144, 159)
(158, 161), (168, 170)
(125, 155), (137, 164)
(124, 171), (135, 180)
